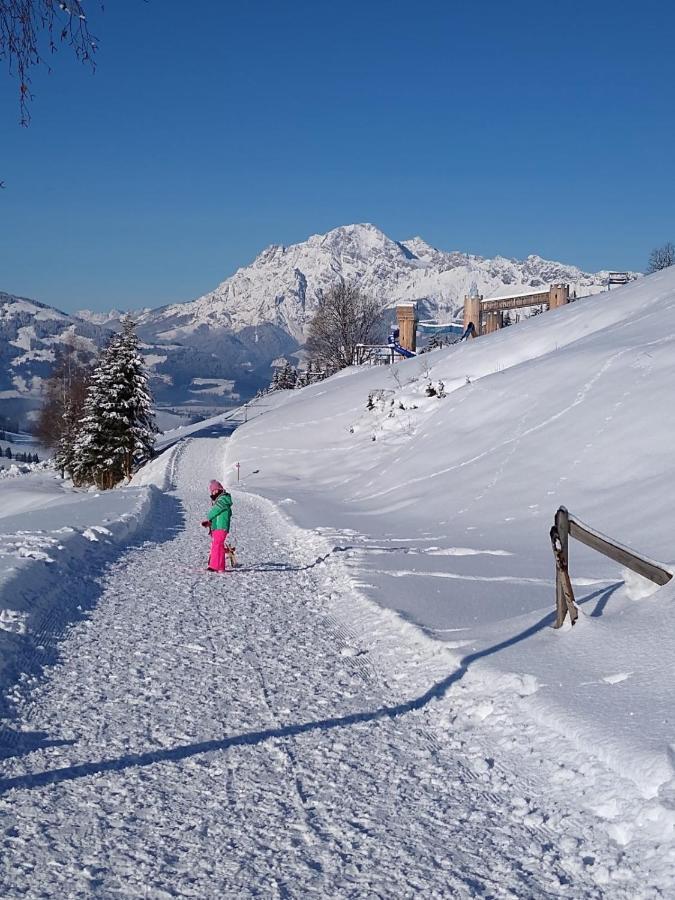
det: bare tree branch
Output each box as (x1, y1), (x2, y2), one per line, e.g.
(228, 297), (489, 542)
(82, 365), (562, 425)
(1, 0), (100, 125)
(646, 242), (675, 274)
(306, 282), (387, 371)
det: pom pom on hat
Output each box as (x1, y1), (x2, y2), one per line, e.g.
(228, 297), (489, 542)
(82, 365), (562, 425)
(208, 480), (224, 493)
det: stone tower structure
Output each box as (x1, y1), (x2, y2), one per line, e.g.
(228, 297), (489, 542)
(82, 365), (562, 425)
(396, 303), (418, 352)
(463, 292), (483, 335)
(548, 283), (570, 309)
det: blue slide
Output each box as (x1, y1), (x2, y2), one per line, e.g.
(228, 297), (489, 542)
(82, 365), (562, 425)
(390, 342), (417, 358)
(387, 328), (417, 358)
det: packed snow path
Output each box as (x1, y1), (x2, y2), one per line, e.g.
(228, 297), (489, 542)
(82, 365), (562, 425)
(0, 439), (668, 897)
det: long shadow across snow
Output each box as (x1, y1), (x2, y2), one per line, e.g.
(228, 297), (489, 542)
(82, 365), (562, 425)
(0, 553), (624, 791)
(234, 544), (436, 573)
(0, 603), (572, 794)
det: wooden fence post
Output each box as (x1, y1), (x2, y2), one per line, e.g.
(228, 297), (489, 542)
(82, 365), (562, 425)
(551, 506), (578, 628)
(549, 505), (671, 632)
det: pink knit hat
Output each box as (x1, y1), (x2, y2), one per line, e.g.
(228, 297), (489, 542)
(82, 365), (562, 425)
(208, 480), (224, 493)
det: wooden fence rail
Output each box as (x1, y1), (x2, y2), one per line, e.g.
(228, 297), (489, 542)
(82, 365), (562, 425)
(550, 506), (672, 628)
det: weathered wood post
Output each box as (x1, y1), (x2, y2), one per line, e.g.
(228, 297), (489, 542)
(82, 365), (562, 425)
(551, 506), (578, 628)
(483, 310), (503, 334)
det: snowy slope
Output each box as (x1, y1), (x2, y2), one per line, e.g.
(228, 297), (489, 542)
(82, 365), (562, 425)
(226, 267), (675, 837)
(137, 223), (638, 342)
(4, 438), (671, 895)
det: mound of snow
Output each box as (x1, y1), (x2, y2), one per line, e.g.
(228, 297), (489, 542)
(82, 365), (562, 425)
(0, 470), (161, 704)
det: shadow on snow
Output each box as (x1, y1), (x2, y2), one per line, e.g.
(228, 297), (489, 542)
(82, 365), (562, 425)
(0, 580), (623, 794)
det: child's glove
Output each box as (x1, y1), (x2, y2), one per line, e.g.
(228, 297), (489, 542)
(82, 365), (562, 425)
(201, 520), (210, 527)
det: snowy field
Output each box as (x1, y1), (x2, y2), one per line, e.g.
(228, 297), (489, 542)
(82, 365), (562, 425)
(223, 269), (675, 875)
(0, 431), (45, 471)
(0, 439), (668, 897)
(0, 269), (673, 895)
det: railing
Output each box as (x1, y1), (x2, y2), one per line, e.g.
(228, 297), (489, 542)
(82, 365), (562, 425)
(550, 506), (672, 628)
(353, 344), (396, 366)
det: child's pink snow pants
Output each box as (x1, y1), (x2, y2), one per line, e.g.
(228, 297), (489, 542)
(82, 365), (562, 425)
(208, 529), (229, 571)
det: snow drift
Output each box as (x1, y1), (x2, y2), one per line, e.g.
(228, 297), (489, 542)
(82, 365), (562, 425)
(0, 445), (183, 709)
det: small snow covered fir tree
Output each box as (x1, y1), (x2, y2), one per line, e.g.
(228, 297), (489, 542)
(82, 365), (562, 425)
(71, 318), (157, 488)
(426, 334), (446, 352)
(282, 363), (298, 389)
(271, 362), (298, 391)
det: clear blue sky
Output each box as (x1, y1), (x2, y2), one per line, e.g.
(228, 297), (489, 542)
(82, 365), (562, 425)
(1, 0), (674, 312)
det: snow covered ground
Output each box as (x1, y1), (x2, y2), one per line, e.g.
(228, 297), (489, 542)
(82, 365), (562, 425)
(0, 268), (674, 895)
(0, 430), (45, 471)
(224, 269), (675, 859)
(1, 438), (670, 896)
(0, 454), (182, 718)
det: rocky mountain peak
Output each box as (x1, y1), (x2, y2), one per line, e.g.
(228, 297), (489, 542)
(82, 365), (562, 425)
(138, 224), (635, 343)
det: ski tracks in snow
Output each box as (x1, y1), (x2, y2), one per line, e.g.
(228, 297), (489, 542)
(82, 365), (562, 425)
(0, 438), (670, 898)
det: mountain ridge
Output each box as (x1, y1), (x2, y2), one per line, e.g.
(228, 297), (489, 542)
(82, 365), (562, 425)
(125, 223), (639, 342)
(3, 223), (640, 428)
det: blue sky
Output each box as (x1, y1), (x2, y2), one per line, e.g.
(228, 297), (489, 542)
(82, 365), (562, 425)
(1, 0), (674, 312)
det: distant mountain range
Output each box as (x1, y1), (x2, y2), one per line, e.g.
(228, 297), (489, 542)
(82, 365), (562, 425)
(3, 224), (639, 428)
(0, 291), (293, 429)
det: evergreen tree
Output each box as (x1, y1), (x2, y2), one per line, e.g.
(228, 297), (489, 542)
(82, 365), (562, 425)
(277, 363), (292, 389)
(426, 334), (446, 352)
(71, 318), (157, 489)
(270, 362), (299, 391)
(269, 369), (281, 392)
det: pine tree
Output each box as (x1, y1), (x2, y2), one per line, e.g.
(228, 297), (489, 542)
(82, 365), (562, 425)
(115, 317), (157, 477)
(426, 335), (441, 352)
(278, 363), (292, 389)
(71, 318), (157, 489)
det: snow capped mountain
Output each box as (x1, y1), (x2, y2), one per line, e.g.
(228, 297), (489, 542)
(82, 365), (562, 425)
(74, 308), (125, 327)
(1, 224), (639, 428)
(0, 292), (103, 414)
(0, 292), (294, 428)
(138, 223), (639, 341)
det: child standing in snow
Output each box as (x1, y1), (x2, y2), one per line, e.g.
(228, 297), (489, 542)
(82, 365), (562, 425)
(201, 480), (233, 572)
